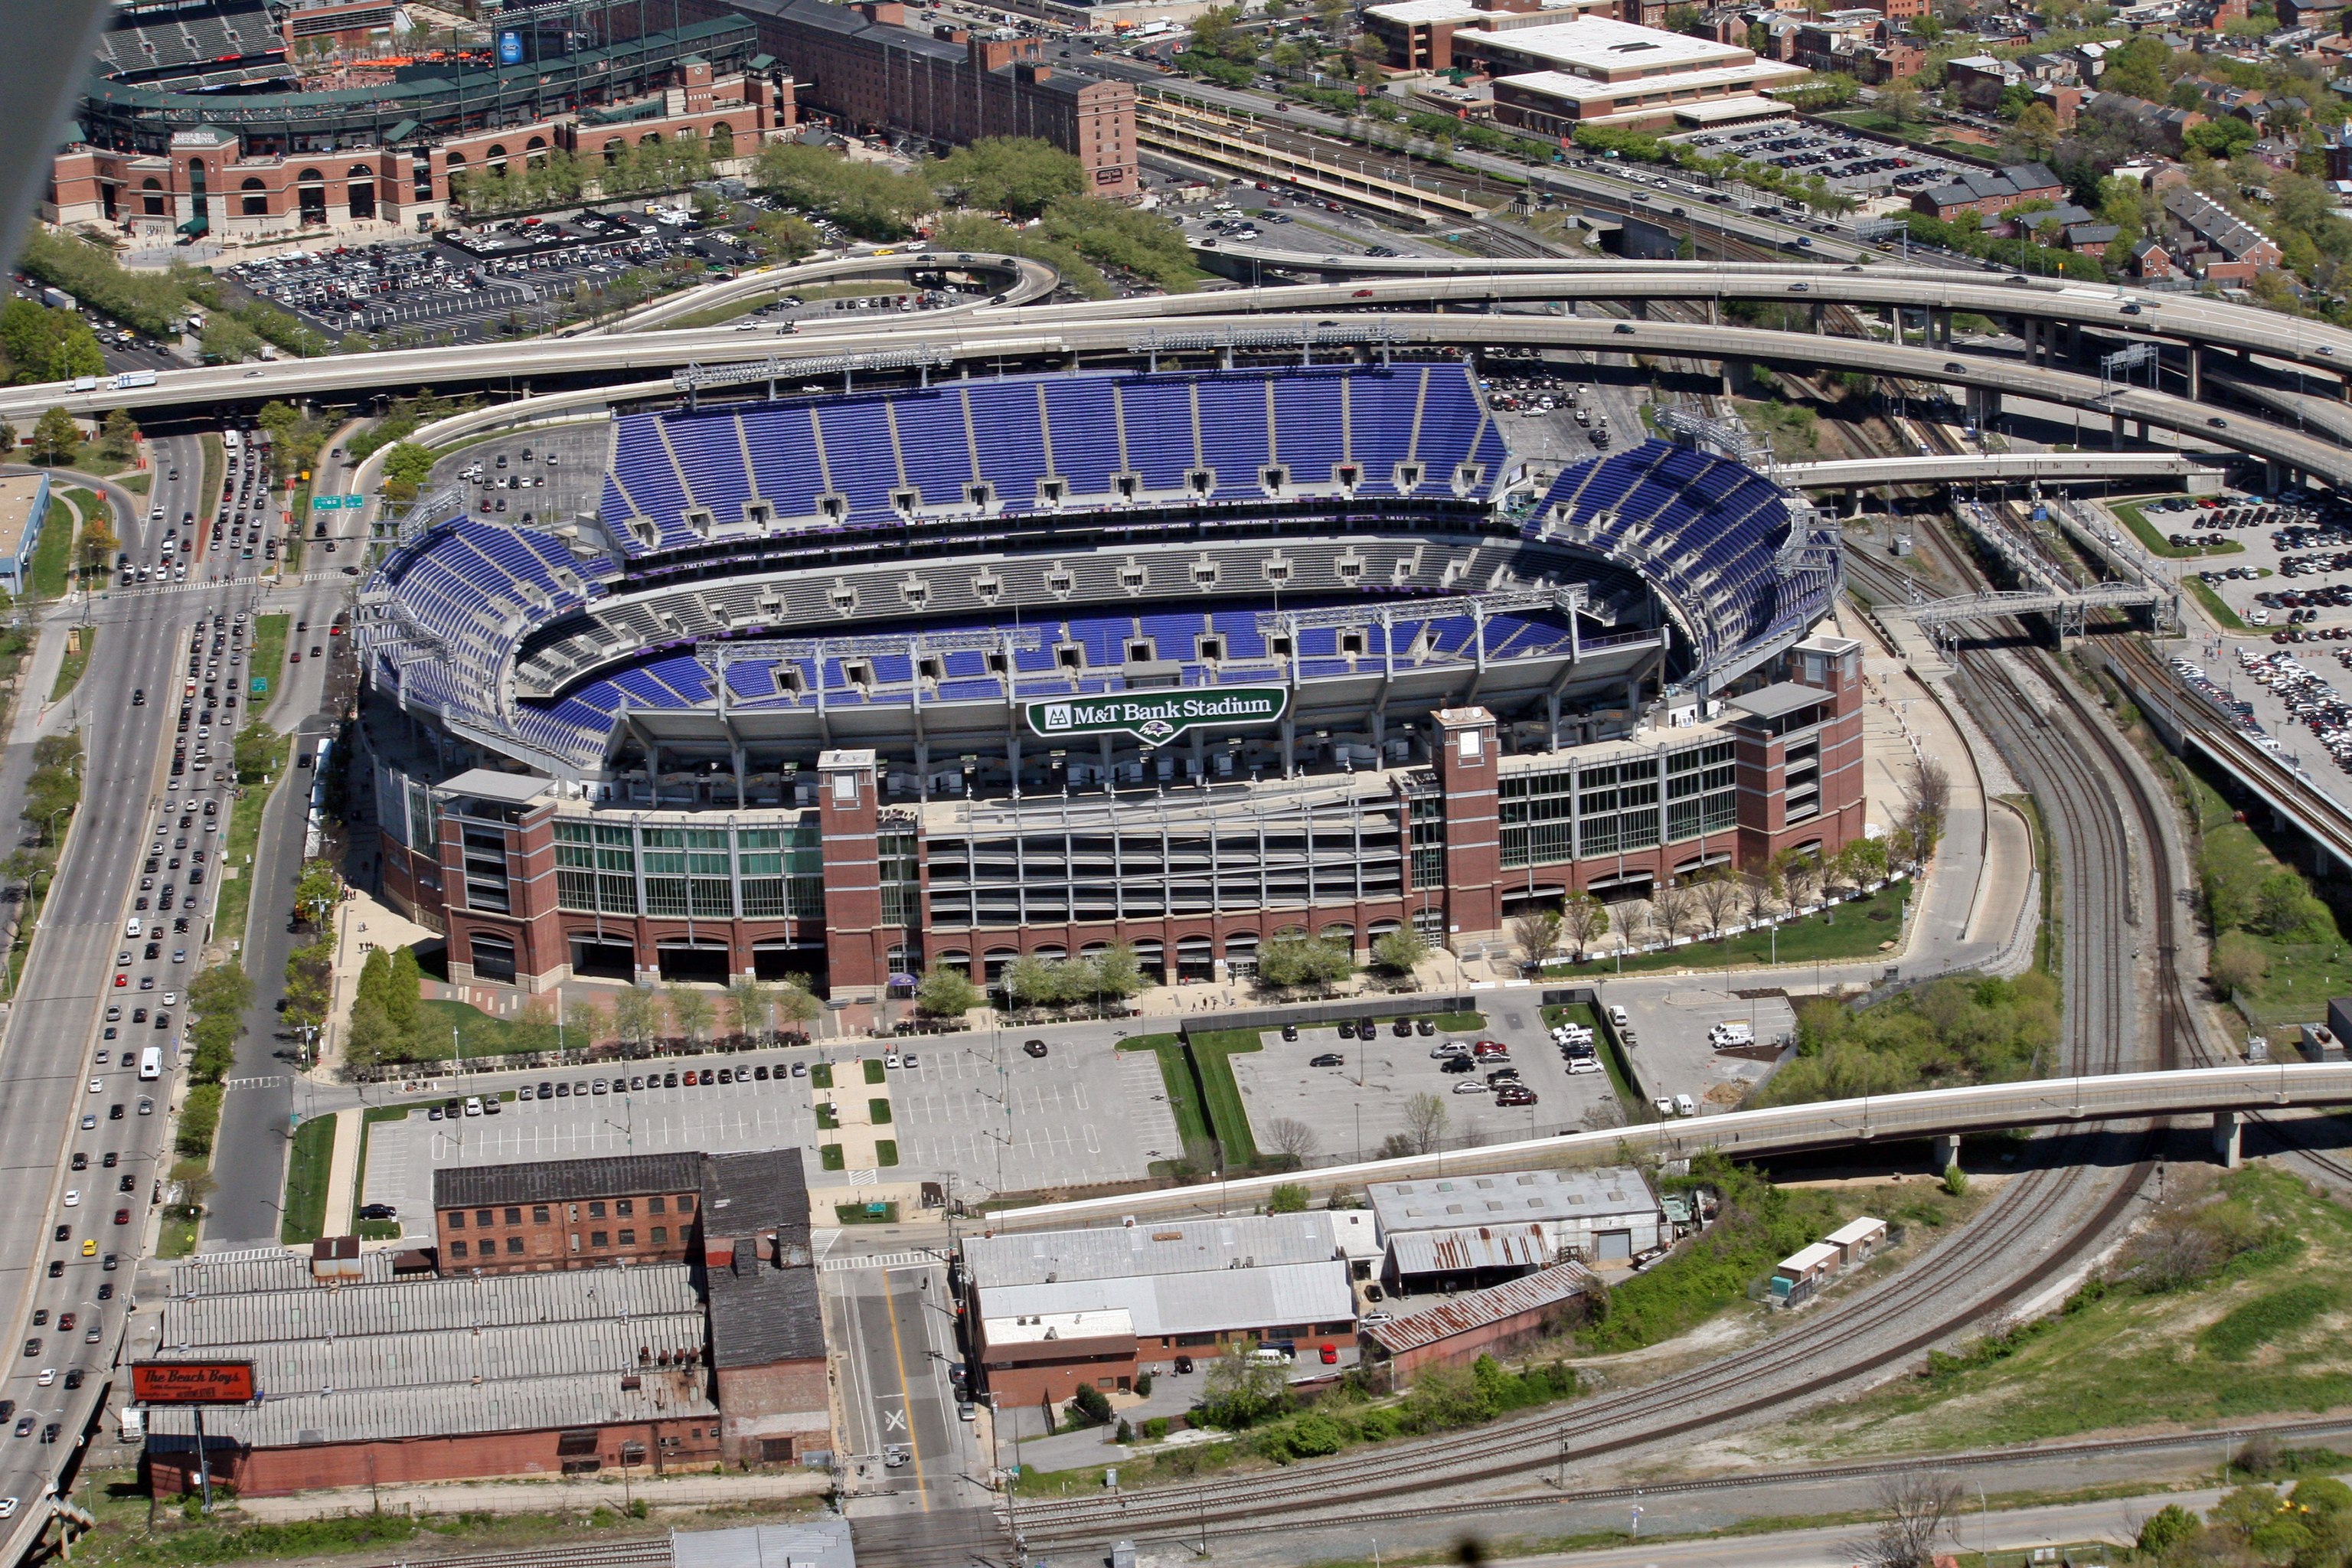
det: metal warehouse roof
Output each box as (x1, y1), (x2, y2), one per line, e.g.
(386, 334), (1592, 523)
(978, 1260), (1354, 1339)
(168, 1246), (402, 1298)
(435, 1152), (703, 1211)
(1367, 1168), (1656, 1234)
(1387, 1223), (1560, 1276)
(146, 1312), (710, 1400)
(1364, 1261), (1599, 1356)
(962, 1214), (1341, 1288)
(160, 1262), (700, 1347)
(142, 1367), (716, 1449)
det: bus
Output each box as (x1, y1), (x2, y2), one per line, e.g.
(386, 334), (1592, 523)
(113, 371), (157, 390)
(138, 1047), (162, 1080)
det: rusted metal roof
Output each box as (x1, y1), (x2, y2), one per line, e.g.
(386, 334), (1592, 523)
(1387, 1223), (1557, 1277)
(1365, 1260), (1599, 1356)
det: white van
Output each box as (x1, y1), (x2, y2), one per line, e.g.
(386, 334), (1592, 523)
(1606, 1004), (1629, 1030)
(1674, 1093), (1697, 1117)
(138, 1047), (162, 1080)
(124, 917), (142, 939)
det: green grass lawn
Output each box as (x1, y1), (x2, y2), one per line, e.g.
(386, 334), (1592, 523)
(834, 1200), (901, 1224)
(214, 727), (292, 946)
(247, 611), (289, 708)
(1122, 1033), (1209, 1169)
(2185, 765), (2352, 1031)
(2112, 497), (2243, 560)
(116, 472), (149, 496)
(819, 1144), (845, 1171)
(1800, 1167), (2352, 1458)
(27, 490), (79, 598)
(48, 626), (93, 702)
(1185, 1027), (1264, 1168)
(868, 1097), (893, 1124)
(863, 1057), (886, 1084)
(416, 996), (555, 1060)
(876, 1138), (898, 1166)
(2186, 574), (2249, 632)
(810, 1062), (833, 1089)
(1545, 882), (1910, 980)
(279, 1112), (336, 1245)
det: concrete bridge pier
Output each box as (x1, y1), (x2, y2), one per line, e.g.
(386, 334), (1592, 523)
(2213, 1109), (2242, 1168)
(2188, 344), (2202, 401)
(2112, 410), (2126, 445)
(1932, 1132), (1960, 1173)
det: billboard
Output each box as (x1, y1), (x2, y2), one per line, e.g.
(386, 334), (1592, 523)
(498, 30), (523, 64)
(1023, 688), (1286, 748)
(131, 1361), (256, 1405)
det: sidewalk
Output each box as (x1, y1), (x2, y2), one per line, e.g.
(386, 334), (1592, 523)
(228, 1467), (830, 1521)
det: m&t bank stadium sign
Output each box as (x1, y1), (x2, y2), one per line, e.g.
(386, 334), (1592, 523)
(1024, 688), (1288, 748)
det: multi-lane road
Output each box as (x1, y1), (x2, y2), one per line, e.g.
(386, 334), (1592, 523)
(0, 427), (363, 1537)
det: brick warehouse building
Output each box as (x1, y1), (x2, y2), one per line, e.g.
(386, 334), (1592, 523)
(143, 1150), (826, 1493)
(670, 0), (1138, 197)
(436, 1152), (704, 1273)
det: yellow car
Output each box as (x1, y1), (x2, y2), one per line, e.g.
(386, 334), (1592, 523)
(80, 1240), (95, 1257)
(871, 248), (897, 256)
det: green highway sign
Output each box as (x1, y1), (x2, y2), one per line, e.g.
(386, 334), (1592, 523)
(310, 495), (364, 511)
(1022, 688), (1288, 749)
(250, 677), (268, 695)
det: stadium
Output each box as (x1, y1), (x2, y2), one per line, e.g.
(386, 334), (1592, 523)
(360, 354), (1865, 1002)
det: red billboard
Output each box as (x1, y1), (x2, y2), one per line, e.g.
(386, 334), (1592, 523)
(131, 1361), (256, 1405)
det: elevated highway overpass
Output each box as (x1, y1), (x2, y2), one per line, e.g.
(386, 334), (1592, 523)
(1780, 451), (2221, 491)
(982, 1063), (2352, 1231)
(20, 264), (2352, 423)
(577, 249), (1059, 335)
(136, 309), (2347, 491)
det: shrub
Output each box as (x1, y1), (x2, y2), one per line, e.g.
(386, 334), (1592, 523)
(1142, 1416), (1170, 1441)
(1114, 1417), (1134, 1444)
(1134, 1371), (1153, 1397)
(1070, 1383), (1112, 1426)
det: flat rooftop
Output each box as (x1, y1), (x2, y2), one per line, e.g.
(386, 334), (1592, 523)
(962, 1212), (1344, 1287)
(1492, 60), (1808, 101)
(1367, 1167), (1658, 1233)
(1459, 15), (1753, 70)
(0, 475), (47, 566)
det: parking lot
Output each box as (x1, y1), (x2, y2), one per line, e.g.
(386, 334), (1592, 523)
(220, 207), (762, 345)
(1615, 989), (1798, 1119)
(2163, 639), (2352, 807)
(2127, 489), (2352, 635)
(1664, 125), (1978, 198)
(358, 1029), (1185, 1229)
(1230, 991), (1616, 1158)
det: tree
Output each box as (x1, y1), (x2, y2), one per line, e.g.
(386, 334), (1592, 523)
(1266, 1181), (1312, 1213)
(1560, 892), (1610, 961)
(2009, 101), (2062, 158)
(1369, 928), (1429, 976)
(1263, 1119), (1320, 1166)
(1256, 935), (1353, 991)
(2254, 868), (2324, 939)
(199, 315), (264, 366)
(1003, 953), (1067, 1009)
(926, 137), (1086, 219)
(746, 213), (822, 264)
(382, 441), (436, 500)
(1691, 871), (1746, 942)
(2210, 929), (2272, 1000)
(1876, 77), (1922, 126)
(1401, 1091), (1449, 1155)
(916, 965), (982, 1018)
(1068, 1382), (1112, 1425)
(666, 985), (715, 1044)
(28, 407), (78, 466)
(2186, 116), (2256, 158)
(750, 142), (934, 238)
(74, 503), (117, 585)
(346, 997), (405, 1070)
(1650, 884), (1697, 944)
(612, 985), (666, 1048)
(773, 980), (822, 1035)
(1777, 848), (1824, 909)
(233, 721), (279, 786)
(1852, 1472), (1963, 1567)
(1511, 910), (1562, 969)
(96, 407), (139, 466)
(724, 977), (774, 1041)
(2101, 34), (2172, 101)
(292, 858), (341, 928)
(385, 946), (426, 1049)
(1197, 1351), (1292, 1429)
(2136, 1504), (2197, 1558)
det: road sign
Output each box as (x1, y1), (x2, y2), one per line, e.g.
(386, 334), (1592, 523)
(250, 677), (267, 695)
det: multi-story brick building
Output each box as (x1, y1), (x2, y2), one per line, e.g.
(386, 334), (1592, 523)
(1361, 0), (1613, 75)
(435, 1152), (705, 1274)
(672, 0), (1138, 198)
(142, 1148), (825, 1495)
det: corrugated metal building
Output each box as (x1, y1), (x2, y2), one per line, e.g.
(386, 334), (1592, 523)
(1361, 1261), (1600, 1383)
(1367, 1168), (1666, 1280)
(960, 1214), (1354, 1362)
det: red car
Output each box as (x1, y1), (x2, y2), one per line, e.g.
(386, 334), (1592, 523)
(113, 1210), (129, 1225)
(1318, 1343), (1337, 1364)
(113, 975), (127, 988)
(1471, 1040), (1509, 1058)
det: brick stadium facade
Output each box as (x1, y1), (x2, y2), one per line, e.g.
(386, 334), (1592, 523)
(374, 637), (1865, 998)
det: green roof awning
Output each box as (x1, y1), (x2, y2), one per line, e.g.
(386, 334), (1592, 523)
(385, 118), (419, 143)
(175, 214), (207, 236)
